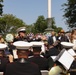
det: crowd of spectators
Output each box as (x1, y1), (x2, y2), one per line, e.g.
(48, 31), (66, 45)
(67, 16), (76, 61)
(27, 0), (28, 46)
(0, 27), (75, 75)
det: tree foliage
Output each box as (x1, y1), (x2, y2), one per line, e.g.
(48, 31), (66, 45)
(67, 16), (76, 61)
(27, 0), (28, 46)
(0, 14), (63, 34)
(0, 0), (3, 2)
(29, 15), (63, 34)
(0, 14), (26, 34)
(63, 0), (76, 28)
(34, 15), (47, 33)
(0, 0), (3, 15)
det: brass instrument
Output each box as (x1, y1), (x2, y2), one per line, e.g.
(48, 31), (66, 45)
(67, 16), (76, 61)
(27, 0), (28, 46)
(49, 66), (69, 75)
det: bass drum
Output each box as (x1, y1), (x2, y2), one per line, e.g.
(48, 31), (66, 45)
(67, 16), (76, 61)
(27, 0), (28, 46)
(49, 66), (67, 75)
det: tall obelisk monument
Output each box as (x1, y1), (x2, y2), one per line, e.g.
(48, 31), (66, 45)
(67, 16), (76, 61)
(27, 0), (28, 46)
(48, 0), (51, 19)
(45, 0), (53, 32)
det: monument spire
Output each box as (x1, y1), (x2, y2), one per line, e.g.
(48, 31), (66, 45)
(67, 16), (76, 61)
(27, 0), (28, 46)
(48, 0), (51, 18)
(45, 0), (53, 32)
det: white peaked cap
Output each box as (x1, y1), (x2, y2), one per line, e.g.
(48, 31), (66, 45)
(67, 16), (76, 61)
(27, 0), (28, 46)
(61, 42), (74, 48)
(13, 41), (33, 50)
(30, 41), (45, 52)
(17, 27), (26, 32)
(0, 43), (7, 50)
(19, 28), (26, 32)
(30, 41), (44, 47)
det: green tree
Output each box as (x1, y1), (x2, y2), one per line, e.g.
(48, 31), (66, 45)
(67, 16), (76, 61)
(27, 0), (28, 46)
(34, 15), (47, 33)
(32, 16), (63, 34)
(0, 14), (26, 34)
(55, 27), (62, 33)
(63, 0), (76, 28)
(0, 0), (3, 15)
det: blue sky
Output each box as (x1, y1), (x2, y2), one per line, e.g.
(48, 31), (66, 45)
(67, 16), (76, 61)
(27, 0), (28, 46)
(3, 0), (68, 31)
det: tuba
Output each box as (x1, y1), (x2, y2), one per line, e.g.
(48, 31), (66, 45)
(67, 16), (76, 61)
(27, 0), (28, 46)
(49, 65), (68, 75)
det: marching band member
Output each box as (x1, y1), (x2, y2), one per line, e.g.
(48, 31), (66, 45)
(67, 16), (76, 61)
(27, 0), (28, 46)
(4, 41), (41, 75)
(29, 41), (49, 70)
(0, 43), (10, 73)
